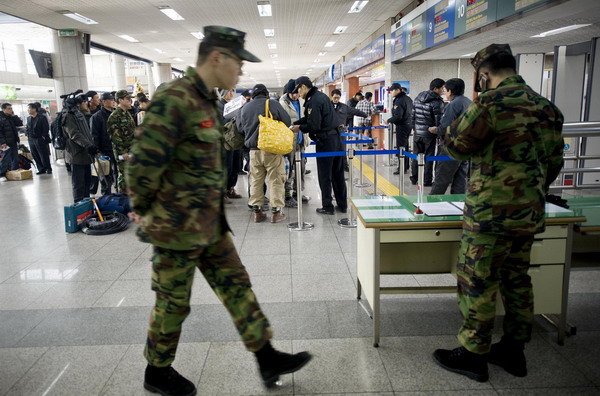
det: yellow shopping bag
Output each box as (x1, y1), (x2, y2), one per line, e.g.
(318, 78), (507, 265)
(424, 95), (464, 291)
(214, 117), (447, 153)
(257, 99), (294, 155)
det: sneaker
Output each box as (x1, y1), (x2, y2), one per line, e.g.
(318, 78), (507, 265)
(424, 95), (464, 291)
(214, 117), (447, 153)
(487, 339), (527, 377)
(409, 177), (418, 185)
(285, 196), (298, 208)
(253, 211), (267, 223)
(227, 188), (242, 199)
(224, 195), (233, 205)
(0, 176), (7, 182)
(46, 169), (53, 174)
(316, 207), (335, 215)
(256, 343), (312, 388)
(36, 169), (46, 175)
(144, 365), (196, 396)
(432, 346), (489, 382)
(301, 195), (310, 203)
(271, 211), (287, 223)
(305, 169), (311, 175)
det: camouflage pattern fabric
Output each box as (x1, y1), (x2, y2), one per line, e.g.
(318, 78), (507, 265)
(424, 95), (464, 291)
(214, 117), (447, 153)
(445, 75), (564, 236)
(107, 107), (135, 192)
(145, 232), (272, 366)
(126, 67), (229, 251)
(456, 230), (534, 354)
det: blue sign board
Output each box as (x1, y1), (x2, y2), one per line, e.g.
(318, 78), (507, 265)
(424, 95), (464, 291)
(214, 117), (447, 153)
(394, 80), (410, 94)
(406, 15), (426, 56)
(343, 34), (385, 75)
(391, 25), (406, 62)
(426, 0), (456, 47)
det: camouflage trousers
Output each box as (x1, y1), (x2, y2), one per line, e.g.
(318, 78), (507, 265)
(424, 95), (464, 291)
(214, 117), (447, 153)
(144, 232), (272, 367)
(115, 159), (127, 193)
(456, 230), (534, 354)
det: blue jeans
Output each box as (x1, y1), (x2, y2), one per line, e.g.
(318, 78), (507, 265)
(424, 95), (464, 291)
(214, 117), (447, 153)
(0, 144), (19, 176)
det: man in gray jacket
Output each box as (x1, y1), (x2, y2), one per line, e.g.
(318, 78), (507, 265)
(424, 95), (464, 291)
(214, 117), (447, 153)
(428, 78), (472, 195)
(237, 84), (291, 223)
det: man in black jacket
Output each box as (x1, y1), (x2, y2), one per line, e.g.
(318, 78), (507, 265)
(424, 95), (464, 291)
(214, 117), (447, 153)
(0, 103), (23, 181)
(387, 83), (413, 175)
(331, 89), (367, 172)
(89, 92), (116, 195)
(292, 76), (347, 215)
(411, 78), (445, 186)
(26, 102), (52, 175)
(346, 91), (363, 129)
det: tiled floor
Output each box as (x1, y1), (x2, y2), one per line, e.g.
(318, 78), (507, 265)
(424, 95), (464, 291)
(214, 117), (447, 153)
(1, 154), (599, 396)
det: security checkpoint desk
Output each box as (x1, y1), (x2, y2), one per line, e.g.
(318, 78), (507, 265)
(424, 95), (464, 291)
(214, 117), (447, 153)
(351, 194), (586, 347)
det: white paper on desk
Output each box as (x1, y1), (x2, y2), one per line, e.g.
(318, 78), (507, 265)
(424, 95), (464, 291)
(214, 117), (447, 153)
(360, 209), (414, 220)
(451, 201), (465, 210)
(415, 202), (464, 216)
(353, 197), (401, 208)
(546, 202), (573, 214)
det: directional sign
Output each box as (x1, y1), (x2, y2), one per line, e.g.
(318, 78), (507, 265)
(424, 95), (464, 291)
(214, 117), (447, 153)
(455, 0), (498, 36)
(426, 0), (456, 47)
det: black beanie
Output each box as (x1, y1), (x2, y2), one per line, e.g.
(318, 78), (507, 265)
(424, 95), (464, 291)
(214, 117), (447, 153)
(283, 79), (295, 94)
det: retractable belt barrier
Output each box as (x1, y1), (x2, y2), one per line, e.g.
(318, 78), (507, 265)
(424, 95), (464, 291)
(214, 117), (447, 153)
(347, 126), (389, 130)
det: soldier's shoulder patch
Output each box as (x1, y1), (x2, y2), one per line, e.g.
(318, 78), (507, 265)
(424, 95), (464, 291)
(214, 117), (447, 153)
(308, 108), (312, 115)
(394, 105), (398, 109)
(199, 120), (215, 128)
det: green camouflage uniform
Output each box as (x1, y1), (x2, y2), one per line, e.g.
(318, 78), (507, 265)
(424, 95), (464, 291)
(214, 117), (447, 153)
(445, 73), (564, 354)
(126, 67), (272, 367)
(107, 107), (135, 192)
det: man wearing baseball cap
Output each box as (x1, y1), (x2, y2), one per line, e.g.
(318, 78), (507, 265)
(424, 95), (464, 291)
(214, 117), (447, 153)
(432, 44), (565, 382)
(106, 89), (135, 193)
(89, 92), (116, 195)
(127, 26), (311, 395)
(386, 83), (412, 175)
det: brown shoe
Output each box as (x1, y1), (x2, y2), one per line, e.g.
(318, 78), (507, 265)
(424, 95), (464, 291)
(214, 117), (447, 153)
(254, 211), (267, 223)
(270, 211), (286, 223)
(224, 195), (233, 204)
(227, 188), (242, 199)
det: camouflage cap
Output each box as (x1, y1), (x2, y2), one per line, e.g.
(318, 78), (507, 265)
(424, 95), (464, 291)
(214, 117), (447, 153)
(471, 43), (513, 71)
(115, 89), (131, 100)
(203, 25), (261, 63)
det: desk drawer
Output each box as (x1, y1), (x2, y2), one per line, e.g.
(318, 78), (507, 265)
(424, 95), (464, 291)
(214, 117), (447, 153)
(381, 228), (463, 243)
(530, 238), (566, 265)
(536, 225), (569, 239)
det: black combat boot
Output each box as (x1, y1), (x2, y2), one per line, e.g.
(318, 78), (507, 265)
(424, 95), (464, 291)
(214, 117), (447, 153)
(433, 346), (489, 382)
(487, 338), (527, 377)
(255, 342), (312, 388)
(144, 365), (196, 396)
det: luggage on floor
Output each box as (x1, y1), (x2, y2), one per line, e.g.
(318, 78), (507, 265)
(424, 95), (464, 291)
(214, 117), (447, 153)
(95, 194), (131, 215)
(6, 169), (33, 181)
(64, 198), (94, 233)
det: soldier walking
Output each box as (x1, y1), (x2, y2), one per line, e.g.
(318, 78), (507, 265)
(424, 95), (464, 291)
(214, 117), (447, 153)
(126, 26), (311, 396)
(432, 44), (565, 382)
(107, 89), (136, 193)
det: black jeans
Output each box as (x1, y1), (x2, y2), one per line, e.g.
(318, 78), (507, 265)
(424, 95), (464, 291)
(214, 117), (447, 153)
(430, 143), (469, 195)
(71, 163), (91, 203)
(89, 156), (115, 196)
(30, 137), (52, 172)
(411, 135), (436, 184)
(315, 132), (347, 210)
(226, 149), (242, 190)
(395, 124), (411, 172)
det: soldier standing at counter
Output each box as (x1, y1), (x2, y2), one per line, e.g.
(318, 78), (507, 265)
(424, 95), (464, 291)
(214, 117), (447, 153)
(107, 89), (136, 193)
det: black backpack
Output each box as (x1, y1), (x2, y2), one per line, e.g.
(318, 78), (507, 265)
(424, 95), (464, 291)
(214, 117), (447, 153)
(223, 116), (245, 151)
(51, 111), (67, 150)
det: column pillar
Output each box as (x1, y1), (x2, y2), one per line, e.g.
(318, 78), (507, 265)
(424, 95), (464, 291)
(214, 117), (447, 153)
(344, 76), (360, 99)
(111, 54), (126, 90)
(16, 44), (27, 73)
(145, 63), (155, 97)
(152, 62), (172, 88)
(51, 32), (88, 110)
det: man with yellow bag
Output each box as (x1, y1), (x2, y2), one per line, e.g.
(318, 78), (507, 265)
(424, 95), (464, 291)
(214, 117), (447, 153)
(237, 83), (291, 223)
(291, 76), (347, 215)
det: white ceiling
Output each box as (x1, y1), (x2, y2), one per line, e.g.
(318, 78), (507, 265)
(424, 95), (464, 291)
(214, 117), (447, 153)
(0, 0), (412, 88)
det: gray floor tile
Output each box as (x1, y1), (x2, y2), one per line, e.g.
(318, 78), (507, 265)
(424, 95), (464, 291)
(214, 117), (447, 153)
(262, 301), (331, 340)
(118, 257), (152, 280)
(395, 392), (498, 396)
(378, 335), (494, 391)
(292, 273), (357, 301)
(0, 347), (48, 395)
(496, 388), (599, 395)
(290, 238), (342, 255)
(30, 281), (114, 309)
(4, 260), (82, 283)
(60, 259), (132, 282)
(8, 344), (128, 396)
(251, 275), (293, 303)
(180, 305), (240, 343)
(198, 340), (294, 394)
(291, 252), (349, 274)
(541, 330), (600, 386)
(0, 282), (56, 310)
(0, 309), (51, 347)
(190, 275), (226, 305)
(292, 338), (393, 394)
(240, 238), (291, 256)
(0, 262), (32, 284)
(569, 269), (600, 293)
(87, 242), (147, 261)
(101, 343), (210, 396)
(93, 279), (154, 308)
(240, 254), (291, 276)
(488, 334), (592, 389)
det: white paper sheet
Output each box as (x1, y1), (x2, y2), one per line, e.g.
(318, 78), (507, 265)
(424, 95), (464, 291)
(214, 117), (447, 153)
(414, 202), (464, 216)
(360, 209), (414, 220)
(451, 201), (464, 210)
(546, 202), (573, 214)
(352, 197), (402, 208)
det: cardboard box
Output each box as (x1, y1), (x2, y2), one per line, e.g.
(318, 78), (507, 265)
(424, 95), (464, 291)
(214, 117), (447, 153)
(6, 169), (33, 181)
(91, 158), (111, 177)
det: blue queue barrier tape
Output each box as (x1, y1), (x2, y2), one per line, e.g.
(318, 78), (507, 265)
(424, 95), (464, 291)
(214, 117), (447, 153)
(310, 138), (373, 145)
(402, 151), (418, 160)
(302, 151), (347, 158)
(347, 126), (389, 130)
(340, 132), (364, 139)
(355, 149), (399, 156)
(426, 155), (454, 162)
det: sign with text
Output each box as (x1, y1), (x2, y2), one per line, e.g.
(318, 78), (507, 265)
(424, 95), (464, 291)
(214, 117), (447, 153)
(391, 25), (407, 62)
(426, 0), (456, 47)
(343, 34), (385, 75)
(223, 95), (245, 117)
(406, 15), (426, 56)
(497, 0), (552, 19)
(58, 29), (78, 37)
(454, 0), (498, 36)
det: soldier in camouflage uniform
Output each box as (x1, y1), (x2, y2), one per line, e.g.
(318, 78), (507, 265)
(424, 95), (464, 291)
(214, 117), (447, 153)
(126, 26), (311, 396)
(432, 44), (564, 382)
(107, 89), (135, 193)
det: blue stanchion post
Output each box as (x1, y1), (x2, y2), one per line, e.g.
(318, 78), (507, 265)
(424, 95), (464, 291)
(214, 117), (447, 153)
(417, 153), (425, 204)
(338, 147), (357, 228)
(288, 150), (314, 232)
(399, 147), (406, 196)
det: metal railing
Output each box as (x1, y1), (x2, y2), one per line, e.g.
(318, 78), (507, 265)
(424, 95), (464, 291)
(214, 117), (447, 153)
(552, 122), (600, 191)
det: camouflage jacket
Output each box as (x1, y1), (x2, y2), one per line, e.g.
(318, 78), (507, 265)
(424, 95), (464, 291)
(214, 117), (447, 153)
(107, 107), (135, 157)
(126, 67), (229, 251)
(445, 75), (564, 236)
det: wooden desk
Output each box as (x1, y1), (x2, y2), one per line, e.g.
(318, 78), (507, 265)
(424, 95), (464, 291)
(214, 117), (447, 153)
(352, 195), (586, 347)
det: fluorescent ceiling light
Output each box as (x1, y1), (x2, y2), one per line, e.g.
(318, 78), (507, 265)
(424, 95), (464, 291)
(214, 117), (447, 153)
(272, 60), (279, 64)
(118, 34), (139, 43)
(348, 1), (368, 13)
(191, 32), (204, 39)
(264, 29), (275, 37)
(268, 43), (277, 49)
(313, 58), (320, 62)
(257, 1), (272, 17)
(172, 57), (184, 62)
(318, 52), (327, 56)
(159, 6), (185, 21)
(325, 41), (336, 47)
(154, 48), (165, 54)
(60, 11), (98, 25)
(334, 26), (348, 34)
(531, 24), (591, 38)
(270, 54), (278, 58)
